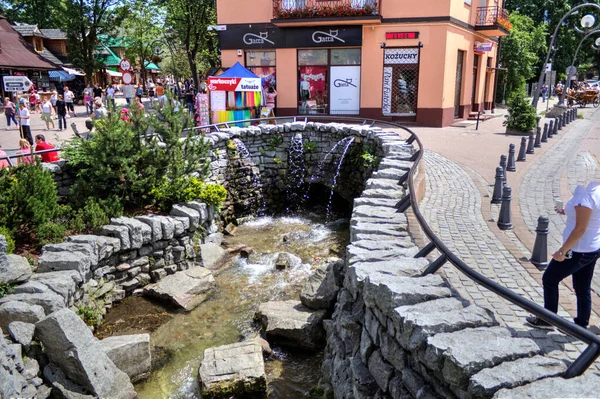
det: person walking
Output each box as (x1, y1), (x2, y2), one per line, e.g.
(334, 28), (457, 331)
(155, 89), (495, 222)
(41, 97), (55, 130)
(93, 83), (103, 102)
(50, 90), (58, 116)
(106, 84), (115, 108)
(83, 84), (94, 115)
(55, 94), (67, 131)
(527, 181), (600, 329)
(64, 86), (75, 117)
(3, 97), (18, 130)
(136, 85), (143, 101)
(17, 98), (33, 145)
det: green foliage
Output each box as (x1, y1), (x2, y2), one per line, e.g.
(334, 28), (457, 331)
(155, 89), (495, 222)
(0, 227), (15, 254)
(37, 222), (67, 246)
(77, 304), (103, 327)
(196, 183), (227, 207)
(303, 141), (317, 152)
(151, 177), (227, 211)
(273, 157), (282, 164)
(226, 140), (237, 151)
(360, 146), (380, 169)
(0, 281), (15, 299)
(267, 134), (283, 150)
(503, 89), (537, 132)
(0, 162), (61, 235)
(70, 196), (123, 232)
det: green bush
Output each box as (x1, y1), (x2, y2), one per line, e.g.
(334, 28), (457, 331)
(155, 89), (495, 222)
(503, 89), (537, 132)
(0, 281), (15, 298)
(37, 221), (67, 246)
(197, 182), (227, 207)
(152, 177), (227, 211)
(0, 227), (15, 254)
(77, 304), (102, 326)
(70, 196), (123, 232)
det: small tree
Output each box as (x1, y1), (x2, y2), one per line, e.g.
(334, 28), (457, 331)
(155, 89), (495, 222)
(503, 88), (537, 133)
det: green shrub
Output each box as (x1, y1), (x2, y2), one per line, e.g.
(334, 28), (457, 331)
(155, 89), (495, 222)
(0, 281), (15, 298)
(152, 177), (227, 211)
(197, 183), (227, 207)
(503, 89), (537, 132)
(303, 141), (317, 152)
(0, 226), (15, 254)
(70, 196), (123, 232)
(77, 304), (102, 326)
(37, 221), (67, 246)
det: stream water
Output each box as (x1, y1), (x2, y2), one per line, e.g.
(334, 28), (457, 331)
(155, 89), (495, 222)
(96, 212), (349, 399)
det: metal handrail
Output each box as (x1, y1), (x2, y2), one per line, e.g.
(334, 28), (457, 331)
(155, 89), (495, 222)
(189, 115), (600, 377)
(0, 148), (64, 167)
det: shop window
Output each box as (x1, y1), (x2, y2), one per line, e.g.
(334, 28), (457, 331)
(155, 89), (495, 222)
(382, 48), (419, 116)
(247, 51), (277, 94)
(298, 49), (361, 115)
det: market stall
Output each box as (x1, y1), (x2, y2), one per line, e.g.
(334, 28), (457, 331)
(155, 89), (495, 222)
(207, 62), (262, 124)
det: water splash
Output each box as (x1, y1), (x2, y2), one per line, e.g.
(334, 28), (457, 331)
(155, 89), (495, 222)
(285, 133), (307, 212)
(325, 137), (355, 221)
(233, 138), (267, 215)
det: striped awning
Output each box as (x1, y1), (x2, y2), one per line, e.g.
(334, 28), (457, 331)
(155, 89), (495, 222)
(48, 70), (75, 82)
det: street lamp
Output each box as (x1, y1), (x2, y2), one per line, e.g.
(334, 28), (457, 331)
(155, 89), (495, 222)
(532, 3), (600, 109)
(559, 25), (600, 106)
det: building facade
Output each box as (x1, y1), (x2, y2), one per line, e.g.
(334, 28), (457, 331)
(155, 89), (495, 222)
(216, 0), (509, 126)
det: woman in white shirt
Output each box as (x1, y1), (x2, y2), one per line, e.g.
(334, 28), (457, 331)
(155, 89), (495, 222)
(527, 181), (600, 329)
(41, 98), (55, 130)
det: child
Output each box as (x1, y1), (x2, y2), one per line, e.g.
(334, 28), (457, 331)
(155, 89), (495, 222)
(16, 139), (33, 165)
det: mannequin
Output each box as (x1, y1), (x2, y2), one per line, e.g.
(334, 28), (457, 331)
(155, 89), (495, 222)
(300, 78), (310, 100)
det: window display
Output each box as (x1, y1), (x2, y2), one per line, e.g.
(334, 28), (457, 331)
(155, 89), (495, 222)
(382, 48), (419, 116)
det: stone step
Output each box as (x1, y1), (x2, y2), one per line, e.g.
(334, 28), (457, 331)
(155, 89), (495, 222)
(352, 204), (405, 221)
(360, 188), (405, 200)
(352, 238), (416, 251)
(347, 245), (420, 264)
(468, 355), (566, 398)
(423, 327), (541, 387)
(350, 222), (409, 242)
(372, 168), (406, 180)
(366, 178), (403, 191)
(353, 197), (399, 208)
(378, 159), (413, 171)
(492, 372), (600, 398)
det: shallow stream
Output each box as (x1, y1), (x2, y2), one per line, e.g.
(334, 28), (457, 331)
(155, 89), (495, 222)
(96, 213), (349, 398)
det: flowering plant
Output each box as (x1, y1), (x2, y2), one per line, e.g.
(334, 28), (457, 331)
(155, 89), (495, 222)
(276, 3), (376, 19)
(496, 16), (512, 31)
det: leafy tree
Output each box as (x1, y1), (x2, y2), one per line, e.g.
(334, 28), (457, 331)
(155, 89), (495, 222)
(0, 0), (67, 27)
(497, 11), (547, 101)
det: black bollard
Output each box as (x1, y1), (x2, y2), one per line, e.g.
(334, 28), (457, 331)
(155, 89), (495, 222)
(548, 120), (554, 138)
(497, 185), (513, 230)
(558, 114), (563, 130)
(491, 167), (504, 204)
(574, 108), (578, 120)
(567, 111), (572, 123)
(517, 136), (527, 161)
(553, 117), (559, 135)
(534, 126), (542, 148)
(527, 132), (535, 154)
(536, 115), (541, 132)
(530, 216), (549, 269)
(541, 123), (548, 143)
(499, 154), (507, 184)
(507, 144), (516, 172)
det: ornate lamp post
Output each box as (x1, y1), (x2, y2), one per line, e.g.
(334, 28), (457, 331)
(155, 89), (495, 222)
(532, 3), (600, 109)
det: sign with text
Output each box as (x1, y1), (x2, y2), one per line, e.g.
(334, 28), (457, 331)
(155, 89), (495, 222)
(2, 76), (33, 92)
(219, 26), (362, 49)
(385, 32), (419, 40)
(474, 41), (493, 52)
(330, 66), (360, 115)
(210, 90), (226, 111)
(383, 48), (419, 65)
(219, 27), (284, 49)
(207, 77), (262, 92)
(382, 67), (393, 115)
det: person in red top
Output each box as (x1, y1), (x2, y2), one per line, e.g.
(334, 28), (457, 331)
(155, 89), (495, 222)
(34, 134), (60, 163)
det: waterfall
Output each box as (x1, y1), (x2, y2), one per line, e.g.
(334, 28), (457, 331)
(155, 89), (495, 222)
(325, 137), (355, 221)
(232, 139), (266, 216)
(285, 133), (307, 212)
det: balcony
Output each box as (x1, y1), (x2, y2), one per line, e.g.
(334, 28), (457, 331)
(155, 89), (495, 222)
(475, 6), (511, 37)
(272, 0), (381, 26)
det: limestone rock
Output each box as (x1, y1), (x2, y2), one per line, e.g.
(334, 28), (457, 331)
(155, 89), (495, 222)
(37, 250), (92, 281)
(148, 215), (175, 240)
(0, 254), (32, 284)
(101, 224), (131, 251)
(35, 309), (136, 399)
(199, 243), (227, 269)
(67, 234), (115, 261)
(143, 266), (215, 311)
(350, 222), (409, 241)
(469, 356), (566, 398)
(8, 321), (35, 346)
(204, 233), (224, 245)
(198, 341), (266, 398)
(186, 201), (208, 225)
(135, 216), (163, 242)
(300, 262), (339, 310)
(368, 349), (394, 392)
(0, 301), (45, 330)
(347, 245), (419, 263)
(256, 300), (327, 350)
(42, 363), (95, 399)
(42, 242), (98, 267)
(112, 217), (152, 248)
(493, 372), (600, 398)
(0, 291), (65, 315)
(100, 334), (151, 382)
(170, 204), (200, 231)
(275, 252), (302, 270)
(30, 270), (80, 304)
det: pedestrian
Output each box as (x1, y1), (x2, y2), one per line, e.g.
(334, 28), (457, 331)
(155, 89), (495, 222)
(34, 134), (60, 163)
(64, 86), (75, 117)
(50, 90), (58, 116)
(136, 85), (143, 100)
(541, 84), (548, 103)
(527, 181), (600, 329)
(265, 86), (277, 114)
(133, 96), (145, 116)
(156, 82), (166, 109)
(3, 97), (18, 130)
(92, 99), (107, 120)
(55, 94), (67, 131)
(41, 97), (55, 130)
(83, 84), (94, 115)
(17, 98), (33, 145)
(106, 84), (115, 108)
(93, 83), (103, 102)
(184, 90), (194, 115)
(147, 79), (156, 105)
(123, 83), (134, 104)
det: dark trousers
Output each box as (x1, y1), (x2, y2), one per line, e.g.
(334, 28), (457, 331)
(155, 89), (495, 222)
(543, 249), (600, 327)
(21, 125), (33, 145)
(57, 113), (67, 130)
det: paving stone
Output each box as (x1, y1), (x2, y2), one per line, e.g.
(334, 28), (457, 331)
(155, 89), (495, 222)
(492, 372), (600, 398)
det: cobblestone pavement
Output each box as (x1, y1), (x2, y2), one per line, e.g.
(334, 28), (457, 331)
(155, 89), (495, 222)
(519, 112), (600, 295)
(420, 150), (597, 370)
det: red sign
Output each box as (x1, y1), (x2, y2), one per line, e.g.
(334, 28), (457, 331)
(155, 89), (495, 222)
(207, 77), (262, 92)
(385, 32), (419, 40)
(119, 58), (131, 72)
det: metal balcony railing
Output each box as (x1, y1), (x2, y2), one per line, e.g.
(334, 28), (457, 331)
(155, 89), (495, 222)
(273, 0), (380, 19)
(476, 5), (510, 29)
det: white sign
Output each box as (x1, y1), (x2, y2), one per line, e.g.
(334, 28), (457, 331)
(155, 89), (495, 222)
(545, 63), (552, 72)
(312, 30), (345, 44)
(3, 76), (33, 92)
(210, 90), (226, 111)
(384, 48), (419, 65)
(330, 66), (360, 115)
(382, 67), (393, 115)
(122, 72), (133, 85)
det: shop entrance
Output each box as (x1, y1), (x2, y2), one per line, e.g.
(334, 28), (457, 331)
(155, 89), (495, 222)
(382, 47), (419, 118)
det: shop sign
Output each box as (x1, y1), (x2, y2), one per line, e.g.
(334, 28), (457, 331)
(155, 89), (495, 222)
(384, 48), (419, 65)
(474, 41), (493, 53)
(382, 67), (393, 115)
(219, 26), (362, 49)
(219, 27), (284, 49)
(385, 32), (419, 40)
(330, 66), (360, 114)
(207, 76), (262, 92)
(2, 76), (33, 92)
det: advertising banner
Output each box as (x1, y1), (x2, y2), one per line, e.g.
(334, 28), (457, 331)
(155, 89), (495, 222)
(383, 48), (419, 65)
(3, 76), (33, 92)
(219, 26), (362, 49)
(330, 66), (360, 115)
(207, 77), (262, 92)
(474, 41), (493, 53)
(382, 67), (393, 115)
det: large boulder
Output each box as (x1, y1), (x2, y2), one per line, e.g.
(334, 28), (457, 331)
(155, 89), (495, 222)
(274, 252), (302, 270)
(100, 334), (151, 382)
(143, 266), (215, 311)
(0, 253), (32, 284)
(0, 291), (66, 315)
(255, 300), (327, 350)
(199, 243), (227, 269)
(37, 250), (93, 281)
(0, 301), (45, 330)
(198, 340), (266, 399)
(35, 309), (137, 399)
(300, 261), (340, 310)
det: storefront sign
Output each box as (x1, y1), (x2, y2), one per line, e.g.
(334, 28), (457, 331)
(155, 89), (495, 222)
(385, 32), (419, 40)
(2, 76), (33, 92)
(382, 67), (393, 115)
(219, 26), (362, 49)
(207, 77), (262, 92)
(474, 41), (493, 53)
(210, 91), (226, 111)
(330, 66), (360, 115)
(383, 48), (419, 64)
